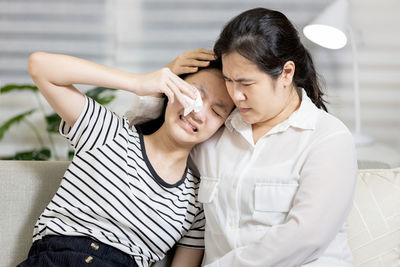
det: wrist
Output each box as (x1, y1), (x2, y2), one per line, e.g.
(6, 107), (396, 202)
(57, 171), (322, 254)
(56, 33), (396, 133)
(128, 73), (145, 95)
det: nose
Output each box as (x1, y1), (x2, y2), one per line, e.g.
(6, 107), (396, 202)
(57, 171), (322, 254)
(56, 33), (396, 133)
(191, 107), (206, 123)
(229, 83), (246, 102)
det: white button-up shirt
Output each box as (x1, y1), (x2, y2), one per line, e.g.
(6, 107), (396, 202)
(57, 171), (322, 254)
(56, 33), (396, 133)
(126, 90), (357, 267)
(192, 90), (357, 267)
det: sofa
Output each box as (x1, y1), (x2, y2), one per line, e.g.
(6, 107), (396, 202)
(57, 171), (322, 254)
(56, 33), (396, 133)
(1, 160), (399, 267)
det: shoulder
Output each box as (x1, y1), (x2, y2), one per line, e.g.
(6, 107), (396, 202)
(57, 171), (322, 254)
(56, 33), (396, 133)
(192, 127), (224, 153)
(313, 109), (354, 143)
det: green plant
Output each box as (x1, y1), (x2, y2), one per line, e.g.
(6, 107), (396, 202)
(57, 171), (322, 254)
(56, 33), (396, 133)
(0, 84), (116, 160)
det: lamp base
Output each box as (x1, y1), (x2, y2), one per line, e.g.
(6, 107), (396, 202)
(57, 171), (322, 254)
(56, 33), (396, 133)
(353, 132), (374, 146)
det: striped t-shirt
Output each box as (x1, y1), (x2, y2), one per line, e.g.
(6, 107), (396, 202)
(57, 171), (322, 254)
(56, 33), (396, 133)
(33, 96), (205, 267)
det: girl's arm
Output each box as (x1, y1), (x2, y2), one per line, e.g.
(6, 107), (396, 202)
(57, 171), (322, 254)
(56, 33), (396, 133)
(171, 247), (203, 267)
(28, 52), (196, 127)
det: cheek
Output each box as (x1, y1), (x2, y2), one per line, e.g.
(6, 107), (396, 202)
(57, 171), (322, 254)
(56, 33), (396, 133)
(225, 82), (234, 96)
(204, 118), (223, 136)
(214, 118), (225, 129)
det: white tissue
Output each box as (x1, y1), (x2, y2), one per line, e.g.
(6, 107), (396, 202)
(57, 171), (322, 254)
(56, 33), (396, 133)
(183, 89), (203, 116)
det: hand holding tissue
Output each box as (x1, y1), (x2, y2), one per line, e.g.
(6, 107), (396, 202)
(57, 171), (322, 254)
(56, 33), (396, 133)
(183, 89), (203, 116)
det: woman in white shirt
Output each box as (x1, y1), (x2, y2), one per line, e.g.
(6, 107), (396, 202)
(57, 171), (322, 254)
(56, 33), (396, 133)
(128, 7), (357, 267)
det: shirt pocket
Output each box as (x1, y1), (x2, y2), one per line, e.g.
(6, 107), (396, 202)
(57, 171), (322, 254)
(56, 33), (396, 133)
(253, 183), (298, 226)
(198, 176), (219, 203)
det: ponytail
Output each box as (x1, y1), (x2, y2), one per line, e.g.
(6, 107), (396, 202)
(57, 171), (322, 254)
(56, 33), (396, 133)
(294, 47), (327, 111)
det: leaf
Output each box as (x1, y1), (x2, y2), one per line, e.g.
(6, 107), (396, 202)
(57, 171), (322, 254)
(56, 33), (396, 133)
(85, 87), (116, 105)
(0, 109), (36, 140)
(45, 113), (62, 133)
(97, 95), (116, 105)
(1, 84), (38, 94)
(68, 150), (74, 160)
(1, 148), (51, 160)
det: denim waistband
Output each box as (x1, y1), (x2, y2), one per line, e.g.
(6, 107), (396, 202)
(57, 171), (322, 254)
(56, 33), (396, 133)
(29, 235), (139, 267)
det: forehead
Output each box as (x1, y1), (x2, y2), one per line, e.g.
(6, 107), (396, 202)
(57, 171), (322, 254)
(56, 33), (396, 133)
(185, 69), (225, 96)
(221, 51), (263, 78)
(185, 69), (233, 108)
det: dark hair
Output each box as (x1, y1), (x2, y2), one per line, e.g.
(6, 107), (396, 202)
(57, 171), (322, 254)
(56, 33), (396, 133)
(214, 8), (327, 111)
(138, 59), (223, 135)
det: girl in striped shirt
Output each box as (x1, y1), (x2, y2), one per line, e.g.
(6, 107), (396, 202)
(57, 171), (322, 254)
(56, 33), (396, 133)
(18, 50), (233, 267)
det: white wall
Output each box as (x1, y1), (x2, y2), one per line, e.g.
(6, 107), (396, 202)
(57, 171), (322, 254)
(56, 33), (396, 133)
(312, 0), (400, 149)
(1, 0), (399, 160)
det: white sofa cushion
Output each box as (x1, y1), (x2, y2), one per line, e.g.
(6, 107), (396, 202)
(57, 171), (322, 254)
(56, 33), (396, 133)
(347, 168), (400, 266)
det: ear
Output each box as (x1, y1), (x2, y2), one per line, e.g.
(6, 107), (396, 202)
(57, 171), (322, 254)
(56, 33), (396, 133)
(280, 61), (295, 86)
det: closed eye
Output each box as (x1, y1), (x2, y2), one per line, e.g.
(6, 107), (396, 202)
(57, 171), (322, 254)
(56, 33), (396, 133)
(223, 76), (232, 82)
(242, 83), (254, 87)
(212, 108), (222, 117)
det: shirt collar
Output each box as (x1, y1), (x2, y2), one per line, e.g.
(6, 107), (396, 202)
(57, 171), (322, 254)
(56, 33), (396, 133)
(225, 88), (319, 134)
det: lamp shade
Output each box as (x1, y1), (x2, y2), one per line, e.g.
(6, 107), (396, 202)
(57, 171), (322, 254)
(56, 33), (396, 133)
(303, 0), (348, 49)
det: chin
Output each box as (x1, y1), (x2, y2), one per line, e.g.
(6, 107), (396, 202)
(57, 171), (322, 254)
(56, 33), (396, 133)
(173, 128), (198, 145)
(240, 113), (256, 125)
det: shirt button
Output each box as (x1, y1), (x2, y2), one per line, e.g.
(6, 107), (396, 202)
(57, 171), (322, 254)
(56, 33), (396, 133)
(85, 256), (94, 263)
(90, 242), (99, 250)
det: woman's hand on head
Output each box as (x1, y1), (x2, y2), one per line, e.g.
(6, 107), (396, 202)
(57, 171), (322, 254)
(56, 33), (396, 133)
(135, 67), (197, 108)
(166, 48), (215, 75)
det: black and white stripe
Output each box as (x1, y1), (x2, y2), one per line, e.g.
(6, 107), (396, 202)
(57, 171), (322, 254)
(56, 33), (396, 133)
(33, 97), (205, 267)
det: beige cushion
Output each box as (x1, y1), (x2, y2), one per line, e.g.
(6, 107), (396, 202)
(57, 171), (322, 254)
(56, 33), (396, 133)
(0, 160), (69, 267)
(0, 160), (167, 267)
(1, 161), (399, 267)
(347, 168), (400, 266)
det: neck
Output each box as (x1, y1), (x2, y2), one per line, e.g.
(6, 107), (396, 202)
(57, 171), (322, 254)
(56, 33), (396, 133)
(143, 126), (193, 184)
(252, 87), (301, 143)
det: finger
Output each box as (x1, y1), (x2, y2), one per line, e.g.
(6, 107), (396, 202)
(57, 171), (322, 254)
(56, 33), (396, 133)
(172, 66), (198, 76)
(188, 52), (215, 62)
(179, 66), (198, 74)
(187, 59), (211, 67)
(167, 80), (190, 107)
(196, 48), (214, 55)
(169, 74), (197, 100)
(163, 86), (175, 103)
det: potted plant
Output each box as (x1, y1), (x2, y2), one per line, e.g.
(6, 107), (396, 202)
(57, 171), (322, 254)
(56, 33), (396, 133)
(0, 84), (116, 160)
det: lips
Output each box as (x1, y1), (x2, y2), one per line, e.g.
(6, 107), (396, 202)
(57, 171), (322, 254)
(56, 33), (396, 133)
(238, 107), (251, 113)
(179, 115), (198, 133)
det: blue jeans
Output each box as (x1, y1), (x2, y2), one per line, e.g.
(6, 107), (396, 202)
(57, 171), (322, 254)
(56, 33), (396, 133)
(17, 235), (138, 267)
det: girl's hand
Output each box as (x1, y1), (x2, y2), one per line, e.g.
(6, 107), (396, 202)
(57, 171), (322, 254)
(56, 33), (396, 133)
(134, 67), (197, 108)
(166, 48), (215, 75)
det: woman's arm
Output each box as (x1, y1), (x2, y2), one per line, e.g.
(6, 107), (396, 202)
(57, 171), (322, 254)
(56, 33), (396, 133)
(171, 247), (203, 267)
(28, 52), (196, 126)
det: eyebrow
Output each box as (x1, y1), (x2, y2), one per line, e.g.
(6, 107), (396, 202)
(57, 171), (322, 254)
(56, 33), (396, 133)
(195, 84), (208, 99)
(222, 73), (254, 83)
(194, 83), (228, 114)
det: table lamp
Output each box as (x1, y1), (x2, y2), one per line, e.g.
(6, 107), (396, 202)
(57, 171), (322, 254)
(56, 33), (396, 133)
(303, 0), (373, 145)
